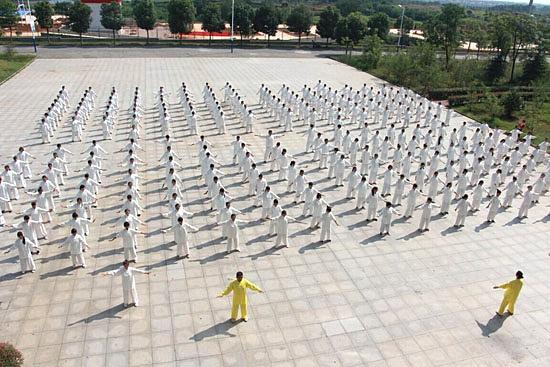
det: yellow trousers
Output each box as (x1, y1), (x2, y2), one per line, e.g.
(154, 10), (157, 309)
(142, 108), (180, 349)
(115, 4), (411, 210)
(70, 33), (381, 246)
(231, 302), (247, 320)
(498, 296), (516, 315)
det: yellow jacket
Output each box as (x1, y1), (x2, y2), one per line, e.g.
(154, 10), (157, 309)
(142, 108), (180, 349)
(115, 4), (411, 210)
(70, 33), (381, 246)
(220, 279), (262, 304)
(498, 279), (523, 301)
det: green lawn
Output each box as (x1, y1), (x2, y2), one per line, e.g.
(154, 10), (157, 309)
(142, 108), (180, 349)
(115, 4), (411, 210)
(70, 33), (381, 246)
(0, 53), (35, 84)
(455, 102), (550, 147)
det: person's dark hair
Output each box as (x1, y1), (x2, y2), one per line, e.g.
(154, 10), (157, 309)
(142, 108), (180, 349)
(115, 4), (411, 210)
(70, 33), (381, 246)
(236, 271), (243, 278)
(516, 271), (523, 279)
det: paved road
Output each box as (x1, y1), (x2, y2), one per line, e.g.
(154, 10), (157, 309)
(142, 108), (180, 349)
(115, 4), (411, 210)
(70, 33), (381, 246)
(2, 45), (355, 59)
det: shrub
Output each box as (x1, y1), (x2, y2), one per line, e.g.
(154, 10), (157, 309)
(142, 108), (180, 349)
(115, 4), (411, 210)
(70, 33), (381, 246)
(501, 91), (523, 117)
(522, 48), (548, 84)
(485, 56), (508, 84)
(0, 342), (24, 367)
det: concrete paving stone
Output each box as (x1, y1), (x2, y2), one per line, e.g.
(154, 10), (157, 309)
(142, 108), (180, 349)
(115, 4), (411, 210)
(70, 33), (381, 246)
(0, 54), (549, 367)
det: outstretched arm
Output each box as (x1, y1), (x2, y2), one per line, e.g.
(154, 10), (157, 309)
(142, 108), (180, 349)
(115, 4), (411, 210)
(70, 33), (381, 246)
(217, 282), (234, 297)
(245, 280), (263, 293)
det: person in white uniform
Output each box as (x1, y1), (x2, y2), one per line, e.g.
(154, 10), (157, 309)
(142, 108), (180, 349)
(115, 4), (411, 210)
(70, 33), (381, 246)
(104, 260), (150, 307)
(417, 198), (439, 232)
(517, 186), (533, 219)
(162, 216), (198, 259)
(221, 213), (249, 254)
(4, 232), (39, 274)
(454, 194), (472, 227)
(320, 206), (339, 242)
(111, 222), (145, 262)
(270, 210), (303, 248)
(60, 228), (90, 268)
(486, 189), (502, 223)
(379, 202), (399, 236)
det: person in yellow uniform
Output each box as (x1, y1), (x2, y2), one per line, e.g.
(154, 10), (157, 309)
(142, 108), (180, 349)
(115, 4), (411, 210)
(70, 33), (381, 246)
(218, 271), (263, 322)
(493, 270), (524, 317)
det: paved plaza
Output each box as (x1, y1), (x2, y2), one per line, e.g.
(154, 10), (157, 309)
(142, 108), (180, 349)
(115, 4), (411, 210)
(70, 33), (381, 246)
(0, 55), (549, 367)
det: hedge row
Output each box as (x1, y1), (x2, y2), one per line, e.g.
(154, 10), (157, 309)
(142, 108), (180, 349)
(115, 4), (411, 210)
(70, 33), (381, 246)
(429, 86), (537, 101)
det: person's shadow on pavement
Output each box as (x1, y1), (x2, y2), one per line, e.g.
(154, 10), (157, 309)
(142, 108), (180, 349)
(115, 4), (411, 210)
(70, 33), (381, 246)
(476, 313), (510, 337)
(190, 319), (242, 341)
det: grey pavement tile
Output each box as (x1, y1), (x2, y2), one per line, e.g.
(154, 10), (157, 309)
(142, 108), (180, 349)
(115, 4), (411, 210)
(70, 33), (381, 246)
(0, 56), (548, 367)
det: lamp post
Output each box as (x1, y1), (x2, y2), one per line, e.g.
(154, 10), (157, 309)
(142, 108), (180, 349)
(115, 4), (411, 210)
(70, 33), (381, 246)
(27, 0), (37, 53)
(397, 4), (405, 52)
(230, 0), (235, 53)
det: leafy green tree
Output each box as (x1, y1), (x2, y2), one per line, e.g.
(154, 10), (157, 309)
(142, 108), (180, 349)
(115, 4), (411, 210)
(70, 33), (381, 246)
(336, 0), (367, 17)
(0, 0), (18, 43)
(253, 4), (278, 47)
(485, 55), (508, 84)
(489, 14), (513, 59)
(317, 6), (340, 46)
(101, 0), (124, 46)
(460, 18), (483, 56)
(69, 1), (92, 46)
(361, 34), (382, 69)
(34, 0), (54, 44)
(54, 1), (72, 16)
(167, 0), (195, 41)
(201, 3), (224, 46)
(232, 1), (254, 44)
(522, 79), (550, 137)
(286, 5), (313, 46)
(367, 12), (389, 40)
(501, 90), (523, 117)
(507, 14), (538, 83)
(394, 15), (414, 35)
(522, 47), (548, 83)
(346, 12), (367, 44)
(471, 22), (489, 60)
(483, 92), (502, 122)
(424, 4), (465, 70)
(132, 0), (156, 44)
(335, 12), (366, 55)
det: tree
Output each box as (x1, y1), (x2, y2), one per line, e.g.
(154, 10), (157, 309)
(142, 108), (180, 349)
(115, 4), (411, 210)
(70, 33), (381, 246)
(522, 47), (548, 83)
(489, 14), (512, 59)
(34, 0), (54, 44)
(167, 0), (195, 42)
(459, 18), (482, 57)
(201, 3), (224, 46)
(470, 22), (489, 60)
(345, 12), (367, 44)
(483, 92), (502, 122)
(361, 34), (382, 69)
(253, 4), (278, 47)
(335, 12), (366, 55)
(317, 6), (340, 46)
(69, 1), (92, 46)
(485, 55), (508, 84)
(133, 0), (156, 44)
(233, 1), (254, 45)
(501, 90), (523, 117)
(507, 14), (538, 83)
(394, 15), (414, 35)
(424, 4), (465, 70)
(367, 12), (389, 40)
(522, 79), (550, 136)
(101, 1), (124, 46)
(286, 5), (313, 46)
(54, 1), (72, 16)
(336, 0), (367, 17)
(0, 0), (18, 43)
